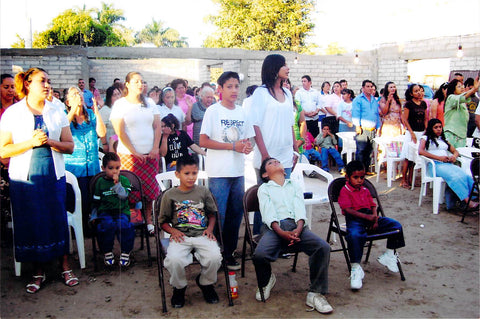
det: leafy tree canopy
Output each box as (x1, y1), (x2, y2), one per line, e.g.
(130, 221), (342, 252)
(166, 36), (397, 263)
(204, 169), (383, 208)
(29, 3), (128, 48)
(135, 19), (188, 48)
(13, 2), (187, 48)
(203, 0), (315, 53)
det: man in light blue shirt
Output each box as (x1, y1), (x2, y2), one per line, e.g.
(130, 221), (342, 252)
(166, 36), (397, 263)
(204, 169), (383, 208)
(352, 80), (380, 174)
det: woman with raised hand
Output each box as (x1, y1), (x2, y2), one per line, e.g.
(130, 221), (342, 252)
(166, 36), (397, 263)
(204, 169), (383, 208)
(171, 79), (194, 139)
(110, 72), (161, 235)
(379, 81), (403, 138)
(64, 86), (106, 235)
(444, 77), (479, 148)
(0, 68), (78, 293)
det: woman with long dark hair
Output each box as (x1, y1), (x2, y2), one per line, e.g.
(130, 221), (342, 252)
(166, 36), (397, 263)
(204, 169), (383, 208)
(400, 84), (427, 188)
(428, 82), (448, 125)
(110, 71), (161, 235)
(245, 54), (299, 237)
(419, 118), (477, 210)
(379, 81), (403, 137)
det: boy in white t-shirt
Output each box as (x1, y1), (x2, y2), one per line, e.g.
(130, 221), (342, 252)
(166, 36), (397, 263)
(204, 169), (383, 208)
(199, 71), (255, 270)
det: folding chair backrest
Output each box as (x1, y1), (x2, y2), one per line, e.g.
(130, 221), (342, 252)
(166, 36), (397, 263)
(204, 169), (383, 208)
(243, 184), (260, 214)
(328, 177), (385, 217)
(471, 158), (479, 179)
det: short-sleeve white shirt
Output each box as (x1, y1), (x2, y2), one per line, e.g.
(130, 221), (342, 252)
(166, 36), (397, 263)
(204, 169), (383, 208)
(473, 104), (480, 138)
(295, 87), (319, 120)
(200, 102), (255, 177)
(245, 86), (295, 169)
(110, 97), (160, 154)
(157, 104), (186, 129)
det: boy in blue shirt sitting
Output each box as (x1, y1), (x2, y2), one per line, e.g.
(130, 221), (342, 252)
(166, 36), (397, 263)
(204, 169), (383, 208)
(253, 157), (333, 314)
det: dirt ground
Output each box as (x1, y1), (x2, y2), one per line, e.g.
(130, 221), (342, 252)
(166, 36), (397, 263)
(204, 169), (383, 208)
(1, 169), (479, 319)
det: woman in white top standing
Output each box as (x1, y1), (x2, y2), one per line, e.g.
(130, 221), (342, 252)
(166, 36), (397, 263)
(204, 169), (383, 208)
(0, 68), (78, 293)
(322, 81), (342, 134)
(110, 71), (161, 234)
(245, 54), (299, 236)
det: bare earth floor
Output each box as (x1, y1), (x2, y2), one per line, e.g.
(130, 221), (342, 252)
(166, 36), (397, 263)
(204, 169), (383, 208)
(1, 171), (479, 318)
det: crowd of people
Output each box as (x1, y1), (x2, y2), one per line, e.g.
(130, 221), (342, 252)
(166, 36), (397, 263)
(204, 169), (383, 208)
(0, 58), (479, 314)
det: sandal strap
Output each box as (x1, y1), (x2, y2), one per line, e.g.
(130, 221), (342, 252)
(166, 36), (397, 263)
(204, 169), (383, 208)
(62, 270), (79, 286)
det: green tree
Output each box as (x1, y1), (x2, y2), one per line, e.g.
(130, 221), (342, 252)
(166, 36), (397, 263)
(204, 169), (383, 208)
(31, 3), (128, 48)
(204, 0), (315, 52)
(135, 19), (188, 48)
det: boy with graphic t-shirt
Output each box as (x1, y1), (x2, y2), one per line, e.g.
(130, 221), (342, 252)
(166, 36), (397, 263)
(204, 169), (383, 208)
(159, 156), (222, 308)
(200, 71), (255, 270)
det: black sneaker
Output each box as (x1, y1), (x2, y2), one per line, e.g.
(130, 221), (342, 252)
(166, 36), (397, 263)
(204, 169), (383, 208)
(226, 257), (241, 271)
(196, 275), (219, 304)
(171, 286), (186, 308)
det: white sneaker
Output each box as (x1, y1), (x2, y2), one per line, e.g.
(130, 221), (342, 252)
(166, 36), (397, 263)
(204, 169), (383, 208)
(306, 292), (333, 314)
(255, 273), (276, 301)
(350, 266), (364, 290)
(377, 252), (399, 273)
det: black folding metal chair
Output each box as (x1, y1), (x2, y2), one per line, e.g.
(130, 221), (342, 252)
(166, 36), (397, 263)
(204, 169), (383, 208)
(327, 177), (405, 281)
(240, 185), (300, 302)
(461, 157), (479, 223)
(88, 170), (152, 271)
(153, 191), (233, 313)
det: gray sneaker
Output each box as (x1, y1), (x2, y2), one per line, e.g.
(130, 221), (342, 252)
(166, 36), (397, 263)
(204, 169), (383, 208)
(306, 292), (333, 314)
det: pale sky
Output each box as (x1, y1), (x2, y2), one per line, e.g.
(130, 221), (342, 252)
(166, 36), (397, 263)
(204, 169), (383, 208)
(1, 0), (479, 51)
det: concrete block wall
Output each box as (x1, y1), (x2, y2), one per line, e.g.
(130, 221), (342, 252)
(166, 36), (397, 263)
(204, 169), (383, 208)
(1, 33), (478, 100)
(89, 58), (202, 93)
(0, 55), (84, 91)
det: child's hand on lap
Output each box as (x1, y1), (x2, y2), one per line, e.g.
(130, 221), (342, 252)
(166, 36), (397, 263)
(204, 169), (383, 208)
(170, 229), (186, 243)
(202, 229), (217, 241)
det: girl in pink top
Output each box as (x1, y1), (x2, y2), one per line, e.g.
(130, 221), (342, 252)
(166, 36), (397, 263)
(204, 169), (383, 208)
(428, 82), (448, 125)
(171, 79), (194, 138)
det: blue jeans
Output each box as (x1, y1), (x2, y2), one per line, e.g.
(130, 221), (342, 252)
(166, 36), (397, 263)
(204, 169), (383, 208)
(303, 149), (322, 162)
(320, 148), (344, 172)
(355, 129), (376, 171)
(96, 213), (135, 253)
(253, 219), (330, 294)
(345, 214), (405, 264)
(208, 176), (245, 258)
(252, 168), (292, 235)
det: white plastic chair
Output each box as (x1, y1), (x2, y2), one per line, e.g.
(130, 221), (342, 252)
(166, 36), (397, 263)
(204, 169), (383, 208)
(337, 132), (356, 164)
(410, 142), (422, 190)
(290, 163), (333, 229)
(418, 155), (446, 214)
(374, 136), (404, 187)
(15, 171), (86, 276)
(155, 170), (209, 192)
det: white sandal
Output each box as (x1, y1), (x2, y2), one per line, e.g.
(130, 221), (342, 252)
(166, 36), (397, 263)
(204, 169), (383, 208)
(61, 270), (79, 287)
(26, 274), (46, 294)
